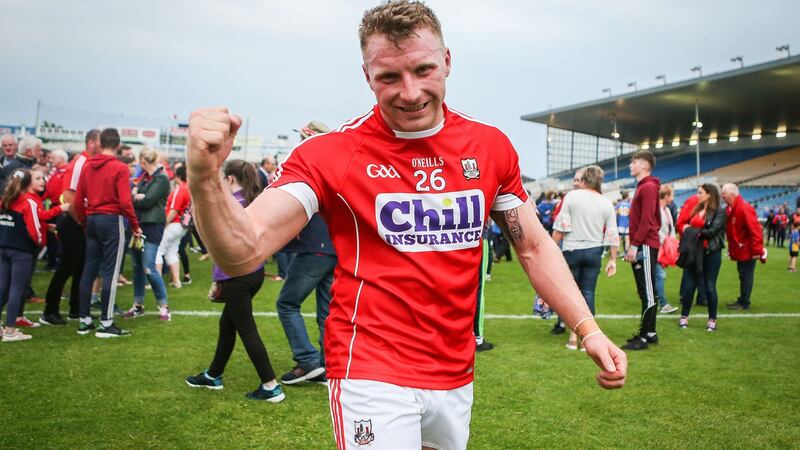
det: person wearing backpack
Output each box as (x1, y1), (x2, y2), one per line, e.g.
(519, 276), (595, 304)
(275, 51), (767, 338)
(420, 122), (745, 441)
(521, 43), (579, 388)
(156, 165), (191, 288)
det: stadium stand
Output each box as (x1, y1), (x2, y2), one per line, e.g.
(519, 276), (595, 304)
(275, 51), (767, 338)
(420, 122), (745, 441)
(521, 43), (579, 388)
(743, 165), (800, 187)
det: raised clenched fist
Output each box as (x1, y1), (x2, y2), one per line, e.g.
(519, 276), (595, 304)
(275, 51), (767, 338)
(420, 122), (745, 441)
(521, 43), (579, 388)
(186, 107), (243, 178)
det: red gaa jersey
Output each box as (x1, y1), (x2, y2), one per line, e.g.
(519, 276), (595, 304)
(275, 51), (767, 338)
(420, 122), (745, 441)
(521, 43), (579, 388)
(270, 104), (528, 389)
(165, 182), (190, 223)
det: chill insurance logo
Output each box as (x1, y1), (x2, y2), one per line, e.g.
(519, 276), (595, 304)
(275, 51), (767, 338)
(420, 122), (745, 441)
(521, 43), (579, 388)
(375, 190), (485, 252)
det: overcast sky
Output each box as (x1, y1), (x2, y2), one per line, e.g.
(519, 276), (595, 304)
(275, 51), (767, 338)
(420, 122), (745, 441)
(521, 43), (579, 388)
(2, 0), (797, 178)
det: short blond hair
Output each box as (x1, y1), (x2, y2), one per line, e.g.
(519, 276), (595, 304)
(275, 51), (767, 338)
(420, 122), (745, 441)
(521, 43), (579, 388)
(138, 147), (159, 165)
(359, 1), (443, 51)
(659, 185), (673, 200)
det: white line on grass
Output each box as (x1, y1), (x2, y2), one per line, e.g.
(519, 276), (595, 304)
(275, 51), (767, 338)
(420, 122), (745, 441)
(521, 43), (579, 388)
(29, 310), (800, 319)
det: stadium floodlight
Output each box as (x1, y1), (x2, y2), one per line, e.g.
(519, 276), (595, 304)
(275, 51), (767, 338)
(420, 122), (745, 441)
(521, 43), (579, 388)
(689, 139), (698, 145)
(776, 45), (791, 58)
(730, 56), (744, 68)
(690, 65), (703, 77)
(655, 74), (666, 85)
(672, 139), (680, 147)
(751, 134), (762, 140)
(729, 135), (739, 142)
(627, 81), (638, 92)
(655, 140), (664, 149)
(776, 131), (787, 138)
(708, 137), (718, 144)
(611, 132), (620, 139)
(641, 143), (650, 150)
(693, 120), (703, 129)
(602, 87), (612, 97)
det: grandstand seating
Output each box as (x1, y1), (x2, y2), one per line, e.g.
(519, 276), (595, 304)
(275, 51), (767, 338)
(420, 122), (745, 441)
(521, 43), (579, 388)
(591, 146), (791, 183)
(676, 146), (800, 185)
(744, 165), (800, 187)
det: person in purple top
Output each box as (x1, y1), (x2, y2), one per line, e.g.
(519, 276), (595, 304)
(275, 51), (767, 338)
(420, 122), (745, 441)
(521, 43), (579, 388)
(185, 159), (284, 403)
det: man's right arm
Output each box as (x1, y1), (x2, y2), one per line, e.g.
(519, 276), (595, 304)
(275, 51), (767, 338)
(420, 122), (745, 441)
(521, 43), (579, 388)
(187, 107), (309, 277)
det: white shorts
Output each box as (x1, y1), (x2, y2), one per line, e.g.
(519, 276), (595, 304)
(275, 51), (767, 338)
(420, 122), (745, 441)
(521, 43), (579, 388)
(156, 222), (187, 266)
(328, 379), (473, 450)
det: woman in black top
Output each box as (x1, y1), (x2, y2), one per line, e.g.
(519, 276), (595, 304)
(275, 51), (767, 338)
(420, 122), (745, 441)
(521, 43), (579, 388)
(678, 183), (726, 332)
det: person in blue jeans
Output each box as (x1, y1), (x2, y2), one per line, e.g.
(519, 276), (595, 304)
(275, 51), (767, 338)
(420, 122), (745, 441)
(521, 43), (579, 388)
(276, 213), (337, 384)
(552, 166), (619, 350)
(125, 147), (171, 321)
(655, 185), (678, 314)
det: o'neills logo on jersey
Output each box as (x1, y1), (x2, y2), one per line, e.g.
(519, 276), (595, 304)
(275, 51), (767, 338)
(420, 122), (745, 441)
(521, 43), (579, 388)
(375, 190), (485, 252)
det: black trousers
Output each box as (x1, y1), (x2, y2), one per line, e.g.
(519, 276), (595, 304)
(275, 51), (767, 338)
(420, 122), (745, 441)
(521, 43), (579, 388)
(44, 215), (85, 316)
(631, 245), (660, 337)
(208, 270), (276, 383)
(179, 230), (191, 275)
(736, 259), (757, 307)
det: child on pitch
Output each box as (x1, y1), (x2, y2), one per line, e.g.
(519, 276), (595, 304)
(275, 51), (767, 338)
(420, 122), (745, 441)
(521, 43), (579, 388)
(0, 169), (69, 341)
(789, 222), (799, 272)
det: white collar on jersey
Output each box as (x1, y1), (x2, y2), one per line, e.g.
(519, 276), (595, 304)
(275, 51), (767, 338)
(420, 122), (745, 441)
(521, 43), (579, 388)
(391, 119), (445, 139)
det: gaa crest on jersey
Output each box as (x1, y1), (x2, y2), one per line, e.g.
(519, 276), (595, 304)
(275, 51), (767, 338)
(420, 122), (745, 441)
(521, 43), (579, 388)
(354, 419), (375, 446)
(461, 158), (480, 180)
(376, 189), (485, 253)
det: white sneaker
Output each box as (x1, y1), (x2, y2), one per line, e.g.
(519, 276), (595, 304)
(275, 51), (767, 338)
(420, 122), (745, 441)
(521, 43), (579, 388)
(159, 306), (172, 322)
(170, 280), (182, 289)
(660, 304), (678, 314)
(3, 329), (33, 342)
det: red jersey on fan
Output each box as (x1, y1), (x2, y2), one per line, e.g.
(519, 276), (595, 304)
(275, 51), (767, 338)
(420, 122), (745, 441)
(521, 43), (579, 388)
(165, 181), (190, 223)
(270, 104), (528, 390)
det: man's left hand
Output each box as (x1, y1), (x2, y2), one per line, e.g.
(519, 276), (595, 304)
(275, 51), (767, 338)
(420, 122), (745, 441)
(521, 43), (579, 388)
(623, 247), (636, 263)
(582, 334), (627, 390)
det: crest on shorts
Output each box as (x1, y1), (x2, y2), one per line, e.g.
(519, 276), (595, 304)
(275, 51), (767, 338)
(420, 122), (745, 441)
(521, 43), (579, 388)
(354, 419), (375, 446)
(461, 158), (480, 180)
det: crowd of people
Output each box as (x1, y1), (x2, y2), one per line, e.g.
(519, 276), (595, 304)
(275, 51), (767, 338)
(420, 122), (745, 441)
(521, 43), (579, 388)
(2, 1), (793, 448)
(524, 150), (779, 352)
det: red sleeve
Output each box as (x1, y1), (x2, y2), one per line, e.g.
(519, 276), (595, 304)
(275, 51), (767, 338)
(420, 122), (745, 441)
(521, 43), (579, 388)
(269, 135), (342, 219)
(631, 183), (659, 247)
(677, 195), (697, 235)
(74, 171), (87, 225)
(116, 165), (140, 230)
(746, 205), (764, 257)
(39, 204), (63, 222)
(491, 132), (529, 211)
(21, 197), (43, 246)
(176, 187), (191, 213)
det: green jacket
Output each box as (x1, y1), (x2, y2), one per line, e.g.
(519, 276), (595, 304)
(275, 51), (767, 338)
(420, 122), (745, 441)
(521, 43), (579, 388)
(134, 166), (169, 224)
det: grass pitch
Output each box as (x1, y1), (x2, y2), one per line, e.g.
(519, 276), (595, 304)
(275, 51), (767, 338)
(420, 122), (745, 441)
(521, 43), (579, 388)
(2, 244), (799, 449)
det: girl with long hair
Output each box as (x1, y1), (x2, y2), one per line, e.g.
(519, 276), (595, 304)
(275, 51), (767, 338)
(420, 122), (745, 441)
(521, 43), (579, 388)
(185, 160), (284, 402)
(678, 183), (726, 331)
(0, 168), (68, 341)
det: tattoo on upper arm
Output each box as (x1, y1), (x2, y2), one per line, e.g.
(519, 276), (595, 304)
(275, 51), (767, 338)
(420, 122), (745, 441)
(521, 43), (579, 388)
(492, 207), (525, 246)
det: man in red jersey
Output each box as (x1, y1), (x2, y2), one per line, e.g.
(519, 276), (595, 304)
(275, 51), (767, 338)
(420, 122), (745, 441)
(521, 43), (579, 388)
(42, 130), (101, 323)
(186, 2), (626, 448)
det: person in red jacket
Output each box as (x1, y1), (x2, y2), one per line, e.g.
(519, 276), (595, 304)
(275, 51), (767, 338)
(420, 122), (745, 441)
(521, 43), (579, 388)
(622, 151), (662, 350)
(677, 194), (708, 307)
(0, 168), (68, 341)
(721, 183), (765, 310)
(73, 128), (142, 338)
(773, 207), (789, 248)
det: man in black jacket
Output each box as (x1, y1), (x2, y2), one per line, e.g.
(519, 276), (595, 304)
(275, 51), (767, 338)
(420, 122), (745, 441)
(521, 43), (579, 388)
(0, 135), (41, 190)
